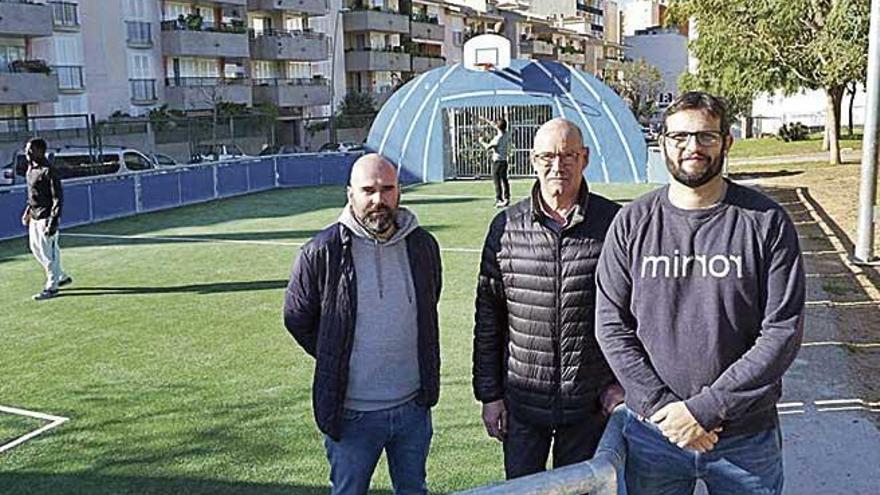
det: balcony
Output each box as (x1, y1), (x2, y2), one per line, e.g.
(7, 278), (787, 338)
(161, 21), (249, 58)
(130, 78), (158, 104)
(557, 51), (586, 65)
(343, 9), (409, 34)
(49, 1), (79, 31)
(519, 39), (555, 57)
(345, 49), (410, 72)
(126, 21), (153, 48)
(164, 77), (252, 111)
(252, 77), (330, 107)
(410, 18), (444, 42)
(0, 0), (53, 37)
(247, 0), (328, 16)
(0, 69), (58, 104)
(249, 29), (328, 61)
(54, 65), (84, 93)
(411, 55), (444, 73)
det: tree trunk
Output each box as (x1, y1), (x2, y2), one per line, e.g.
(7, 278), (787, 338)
(825, 85), (844, 165)
(847, 81), (856, 137)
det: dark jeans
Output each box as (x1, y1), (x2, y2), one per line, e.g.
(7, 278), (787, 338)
(491, 160), (510, 202)
(502, 408), (607, 479)
(323, 399), (432, 495)
(622, 407), (784, 495)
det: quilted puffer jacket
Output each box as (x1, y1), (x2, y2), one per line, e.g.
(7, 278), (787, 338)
(473, 183), (620, 425)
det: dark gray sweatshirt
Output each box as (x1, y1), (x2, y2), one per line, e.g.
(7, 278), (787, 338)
(338, 205), (421, 411)
(596, 181), (805, 436)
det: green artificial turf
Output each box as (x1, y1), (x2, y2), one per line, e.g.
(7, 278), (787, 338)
(0, 179), (657, 494)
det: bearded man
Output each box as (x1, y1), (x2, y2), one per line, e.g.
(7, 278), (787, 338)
(284, 153), (442, 495)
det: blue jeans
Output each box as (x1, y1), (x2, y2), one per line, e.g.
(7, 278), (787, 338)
(323, 399), (432, 495)
(622, 407), (783, 495)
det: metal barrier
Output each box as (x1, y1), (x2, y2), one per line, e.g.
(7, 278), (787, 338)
(0, 152), (361, 242)
(454, 406), (627, 495)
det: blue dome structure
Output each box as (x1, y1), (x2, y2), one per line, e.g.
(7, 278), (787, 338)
(367, 59), (651, 184)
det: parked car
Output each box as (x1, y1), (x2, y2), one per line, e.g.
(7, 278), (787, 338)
(0, 162), (21, 186)
(3, 145), (155, 182)
(190, 143), (251, 163)
(317, 141), (365, 153)
(149, 152), (182, 168)
(258, 144), (301, 156)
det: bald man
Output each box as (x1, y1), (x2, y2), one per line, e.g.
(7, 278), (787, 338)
(473, 118), (624, 478)
(284, 153), (442, 495)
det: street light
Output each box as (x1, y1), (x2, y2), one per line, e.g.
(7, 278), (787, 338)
(329, 6), (351, 145)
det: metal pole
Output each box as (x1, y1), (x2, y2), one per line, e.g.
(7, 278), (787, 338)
(855, 0), (880, 263)
(328, 8), (343, 145)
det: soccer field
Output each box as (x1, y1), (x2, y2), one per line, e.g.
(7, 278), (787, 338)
(0, 179), (657, 495)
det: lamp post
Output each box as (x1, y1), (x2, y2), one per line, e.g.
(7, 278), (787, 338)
(328, 6), (351, 145)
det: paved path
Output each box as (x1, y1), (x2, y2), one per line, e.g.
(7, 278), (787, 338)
(729, 150), (861, 166)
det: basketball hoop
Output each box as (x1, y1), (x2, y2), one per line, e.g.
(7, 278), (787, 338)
(474, 62), (495, 72)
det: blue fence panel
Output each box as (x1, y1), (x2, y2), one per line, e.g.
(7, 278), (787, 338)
(248, 159), (275, 191)
(277, 155), (321, 187)
(216, 163), (249, 197)
(91, 177), (137, 221)
(141, 172), (182, 212)
(180, 167), (215, 203)
(0, 188), (27, 240)
(61, 182), (92, 227)
(319, 154), (358, 185)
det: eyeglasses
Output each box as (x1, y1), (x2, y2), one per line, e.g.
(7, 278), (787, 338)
(532, 151), (582, 167)
(662, 131), (724, 147)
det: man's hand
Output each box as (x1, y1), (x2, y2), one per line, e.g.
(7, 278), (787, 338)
(21, 211), (29, 227)
(600, 383), (625, 416)
(482, 399), (507, 441)
(650, 401), (720, 451)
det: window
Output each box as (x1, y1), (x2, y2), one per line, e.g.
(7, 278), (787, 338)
(126, 21), (152, 46)
(49, 2), (79, 29)
(55, 66), (84, 91)
(130, 79), (157, 102)
(0, 45), (26, 72)
(452, 30), (463, 46)
(124, 152), (153, 171)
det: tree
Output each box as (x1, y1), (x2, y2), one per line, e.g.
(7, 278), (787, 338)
(336, 92), (377, 129)
(610, 59), (665, 124)
(669, 0), (870, 164)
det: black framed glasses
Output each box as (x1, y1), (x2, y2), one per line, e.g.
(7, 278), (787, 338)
(662, 130), (724, 147)
(532, 151), (582, 167)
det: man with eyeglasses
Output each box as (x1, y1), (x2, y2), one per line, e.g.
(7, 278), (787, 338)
(473, 118), (624, 479)
(596, 91), (805, 494)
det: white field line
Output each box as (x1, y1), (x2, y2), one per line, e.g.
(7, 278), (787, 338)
(801, 341), (880, 349)
(0, 405), (69, 454)
(63, 232), (483, 253)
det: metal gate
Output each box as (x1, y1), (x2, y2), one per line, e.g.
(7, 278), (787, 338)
(445, 104), (553, 178)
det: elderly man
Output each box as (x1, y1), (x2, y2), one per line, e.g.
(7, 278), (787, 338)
(473, 118), (624, 479)
(596, 91), (805, 494)
(283, 153), (442, 495)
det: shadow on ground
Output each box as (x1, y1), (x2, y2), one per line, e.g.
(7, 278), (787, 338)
(55, 279), (289, 297)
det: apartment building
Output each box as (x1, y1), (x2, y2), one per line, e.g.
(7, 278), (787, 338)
(622, 0), (667, 36)
(0, 0), (58, 130)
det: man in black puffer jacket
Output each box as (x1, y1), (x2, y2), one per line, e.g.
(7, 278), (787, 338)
(473, 118), (624, 479)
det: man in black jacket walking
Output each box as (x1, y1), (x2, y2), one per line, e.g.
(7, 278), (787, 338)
(284, 153), (442, 495)
(21, 138), (71, 300)
(473, 118), (623, 479)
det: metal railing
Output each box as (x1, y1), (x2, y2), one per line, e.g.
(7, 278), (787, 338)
(454, 406), (626, 495)
(54, 65), (83, 91)
(125, 20), (152, 46)
(248, 27), (326, 40)
(130, 78), (157, 102)
(252, 77), (329, 87)
(165, 76), (250, 87)
(160, 19), (247, 34)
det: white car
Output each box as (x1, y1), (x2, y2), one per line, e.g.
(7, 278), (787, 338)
(191, 143), (252, 163)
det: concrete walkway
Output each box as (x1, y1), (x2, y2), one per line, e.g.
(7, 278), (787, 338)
(744, 182), (880, 494)
(729, 150), (861, 166)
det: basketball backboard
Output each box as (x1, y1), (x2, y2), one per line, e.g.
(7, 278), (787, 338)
(463, 34), (511, 71)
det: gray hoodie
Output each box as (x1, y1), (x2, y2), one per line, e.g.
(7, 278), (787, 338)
(338, 205), (422, 411)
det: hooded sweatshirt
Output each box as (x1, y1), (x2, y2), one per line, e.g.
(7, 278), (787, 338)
(338, 205), (422, 411)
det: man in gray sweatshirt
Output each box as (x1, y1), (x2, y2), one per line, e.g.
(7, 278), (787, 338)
(284, 153), (442, 495)
(596, 92), (805, 494)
